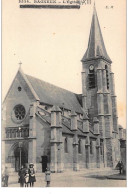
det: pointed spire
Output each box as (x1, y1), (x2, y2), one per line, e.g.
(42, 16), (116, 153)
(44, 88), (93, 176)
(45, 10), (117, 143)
(94, 1), (95, 8)
(82, 5), (111, 63)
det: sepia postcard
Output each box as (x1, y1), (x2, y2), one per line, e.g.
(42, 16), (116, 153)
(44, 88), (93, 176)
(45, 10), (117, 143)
(1, 0), (126, 189)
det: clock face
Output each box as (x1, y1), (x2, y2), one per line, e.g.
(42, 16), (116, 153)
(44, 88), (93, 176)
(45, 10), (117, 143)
(89, 65), (94, 70)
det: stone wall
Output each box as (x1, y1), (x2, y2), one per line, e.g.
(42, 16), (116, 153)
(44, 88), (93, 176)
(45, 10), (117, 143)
(4, 75), (31, 128)
(35, 117), (51, 172)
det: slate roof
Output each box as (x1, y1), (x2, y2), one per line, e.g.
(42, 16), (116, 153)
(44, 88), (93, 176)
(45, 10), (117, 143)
(26, 74), (83, 114)
(82, 5), (111, 63)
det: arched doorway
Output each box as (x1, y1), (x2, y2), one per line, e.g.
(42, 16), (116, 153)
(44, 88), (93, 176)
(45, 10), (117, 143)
(14, 146), (28, 172)
(7, 141), (28, 172)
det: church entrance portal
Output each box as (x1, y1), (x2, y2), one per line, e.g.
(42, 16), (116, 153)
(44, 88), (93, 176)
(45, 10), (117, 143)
(14, 147), (28, 172)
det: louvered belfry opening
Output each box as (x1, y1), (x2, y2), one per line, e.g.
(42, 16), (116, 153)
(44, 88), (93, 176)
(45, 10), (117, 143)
(88, 68), (95, 89)
(105, 65), (109, 89)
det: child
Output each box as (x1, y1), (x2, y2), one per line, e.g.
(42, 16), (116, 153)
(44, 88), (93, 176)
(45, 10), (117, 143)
(28, 163), (36, 187)
(2, 167), (9, 187)
(24, 169), (29, 187)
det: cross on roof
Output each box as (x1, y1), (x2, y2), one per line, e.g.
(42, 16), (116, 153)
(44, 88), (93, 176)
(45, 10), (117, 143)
(19, 61), (22, 68)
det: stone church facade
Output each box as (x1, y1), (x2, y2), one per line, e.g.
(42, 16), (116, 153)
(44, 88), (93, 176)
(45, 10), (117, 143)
(2, 6), (125, 173)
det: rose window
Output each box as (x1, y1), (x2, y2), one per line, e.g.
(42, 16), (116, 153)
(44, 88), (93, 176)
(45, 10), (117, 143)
(14, 105), (26, 120)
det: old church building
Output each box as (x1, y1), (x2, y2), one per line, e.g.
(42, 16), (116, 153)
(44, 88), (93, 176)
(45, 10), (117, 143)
(2, 6), (125, 173)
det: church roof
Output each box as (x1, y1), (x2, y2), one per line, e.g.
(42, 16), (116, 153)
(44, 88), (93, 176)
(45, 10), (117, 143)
(38, 111), (97, 137)
(26, 74), (83, 114)
(82, 5), (111, 63)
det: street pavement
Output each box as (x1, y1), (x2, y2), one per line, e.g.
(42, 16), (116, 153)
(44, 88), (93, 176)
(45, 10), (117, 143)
(6, 168), (126, 187)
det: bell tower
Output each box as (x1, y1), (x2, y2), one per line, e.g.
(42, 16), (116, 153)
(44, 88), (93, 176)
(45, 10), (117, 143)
(81, 5), (120, 167)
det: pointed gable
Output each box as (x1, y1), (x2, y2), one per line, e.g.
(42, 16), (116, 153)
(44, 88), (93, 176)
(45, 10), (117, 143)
(3, 68), (39, 104)
(17, 68), (40, 101)
(82, 5), (111, 63)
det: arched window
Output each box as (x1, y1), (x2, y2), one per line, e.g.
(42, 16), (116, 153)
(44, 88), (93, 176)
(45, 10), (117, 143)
(64, 137), (68, 153)
(100, 139), (103, 155)
(78, 139), (81, 154)
(13, 130), (16, 138)
(88, 65), (95, 89)
(10, 129), (12, 138)
(6, 130), (9, 138)
(12, 129), (15, 138)
(90, 139), (93, 154)
(24, 128), (29, 137)
(21, 129), (24, 137)
(105, 65), (109, 89)
(17, 129), (20, 138)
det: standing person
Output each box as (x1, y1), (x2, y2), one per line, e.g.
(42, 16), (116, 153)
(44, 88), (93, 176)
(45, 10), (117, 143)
(24, 169), (29, 187)
(3, 167), (9, 187)
(118, 161), (123, 174)
(45, 168), (51, 187)
(18, 165), (26, 187)
(28, 163), (36, 187)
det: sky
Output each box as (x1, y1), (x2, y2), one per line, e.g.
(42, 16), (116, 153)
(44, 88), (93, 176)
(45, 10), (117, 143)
(2, 0), (126, 128)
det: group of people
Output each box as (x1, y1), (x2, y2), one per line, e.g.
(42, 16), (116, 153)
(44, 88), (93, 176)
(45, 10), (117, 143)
(18, 163), (36, 187)
(2, 160), (124, 187)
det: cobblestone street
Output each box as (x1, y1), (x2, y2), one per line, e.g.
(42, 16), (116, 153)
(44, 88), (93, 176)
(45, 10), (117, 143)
(6, 169), (126, 187)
